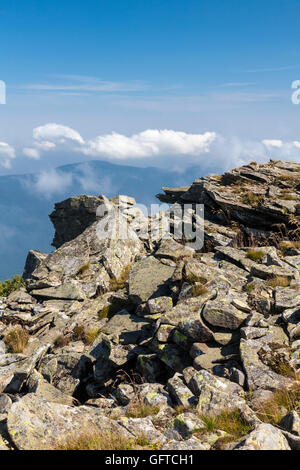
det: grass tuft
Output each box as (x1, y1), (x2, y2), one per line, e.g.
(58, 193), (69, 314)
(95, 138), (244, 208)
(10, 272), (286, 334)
(267, 276), (291, 288)
(199, 409), (253, 439)
(185, 274), (207, 285)
(126, 403), (160, 419)
(246, 250), (265, 262)
(5, 326), (29, 353)
(54, 430), (158, 450)
(244, 281), (256, 294)
(109, 266), (130, 292)
(254, 382), (300, 426)
(83, 328), (100, 345)
(241, 192), (264, 207)
(191, 284), (208, 297)
(72, 325), (100, 345)
(76, 263), (91, 277)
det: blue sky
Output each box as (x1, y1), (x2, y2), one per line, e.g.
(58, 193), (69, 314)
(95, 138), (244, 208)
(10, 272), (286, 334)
(1, 0), (300, 177)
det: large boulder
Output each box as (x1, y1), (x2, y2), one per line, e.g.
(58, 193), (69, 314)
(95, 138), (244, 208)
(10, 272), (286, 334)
(27, 202), (143, 298)
(7, 394), (132, 450)
(49, 194), (104, 249)
(236, 423), (290, 450)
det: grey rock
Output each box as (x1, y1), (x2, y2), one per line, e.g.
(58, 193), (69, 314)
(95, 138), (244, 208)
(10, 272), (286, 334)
(280, 411), (300, 436)
(7, 394), (132, 450)
(0, 394), (12, 414)
(129, 256), (175, 304)
(202, 298), (249, 330)
(162, 436), (208, 450)
(167, 373), (196, 407)
(236, 423), (290, 450)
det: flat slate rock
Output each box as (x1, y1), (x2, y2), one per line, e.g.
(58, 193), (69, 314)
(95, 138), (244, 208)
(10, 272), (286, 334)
(129, 256), (175, 304)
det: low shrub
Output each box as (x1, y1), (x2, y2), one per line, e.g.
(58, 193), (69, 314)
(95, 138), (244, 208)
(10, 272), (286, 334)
(0, 275), (25, 297)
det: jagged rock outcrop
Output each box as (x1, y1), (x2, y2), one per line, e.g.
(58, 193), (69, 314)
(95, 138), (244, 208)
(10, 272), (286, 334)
(157, 159), (300, 247)
(0, 160), (299, 450)
(49, 195), (104, 249)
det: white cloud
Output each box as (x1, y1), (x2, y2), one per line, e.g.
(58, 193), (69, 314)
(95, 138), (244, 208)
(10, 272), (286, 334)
(27, 125), (217, 161)
(33, 123), (84, 144)
(0, 142), (16, 168)
(33, 169), (73, 197)
(23, 147), (40, 159)
(19, 123), (300, 176)
(34, 140), (56, 150)
(262, 139), (283, 149)
(82, 129), (216, 159)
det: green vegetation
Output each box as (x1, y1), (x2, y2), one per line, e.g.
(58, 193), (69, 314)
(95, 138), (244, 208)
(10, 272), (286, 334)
(98, 297), (133, 320)
(174, 404), (196, 416)
(200, 409), (253, 441)
(5, 326), (29, 353)
(84, 328), (100, 345)
(75, 263), (91, 277)
(191, 284), (208, 297)
(185, 273), (207, 285)
(126, 403), (160, 419)
(98, 302), (125, 319)
(72, 324), (100, 345)
(98, 305), (110, 319)
(185, 272), (208, 297)
(244, 281), (256, 294)
(0, 275), (25, 297)
(257, 343), (295, 378)
(109, 265), (130, 292)
(241, 192), (264, 207)
(54, 430), (159, 450)
(246, 250), (265, 262)
(254, 382), (300, 425)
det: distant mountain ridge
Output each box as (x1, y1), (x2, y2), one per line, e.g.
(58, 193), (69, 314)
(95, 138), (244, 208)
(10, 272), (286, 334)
(0, 159), (201, 281)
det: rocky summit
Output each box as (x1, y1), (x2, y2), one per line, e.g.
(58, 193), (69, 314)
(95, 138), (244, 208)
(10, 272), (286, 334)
(0, 159), (299, 451)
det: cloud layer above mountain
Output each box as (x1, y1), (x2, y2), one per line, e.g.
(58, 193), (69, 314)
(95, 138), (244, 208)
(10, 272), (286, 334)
(23, 124), (217, 161)
(2, 123), (300, 173)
